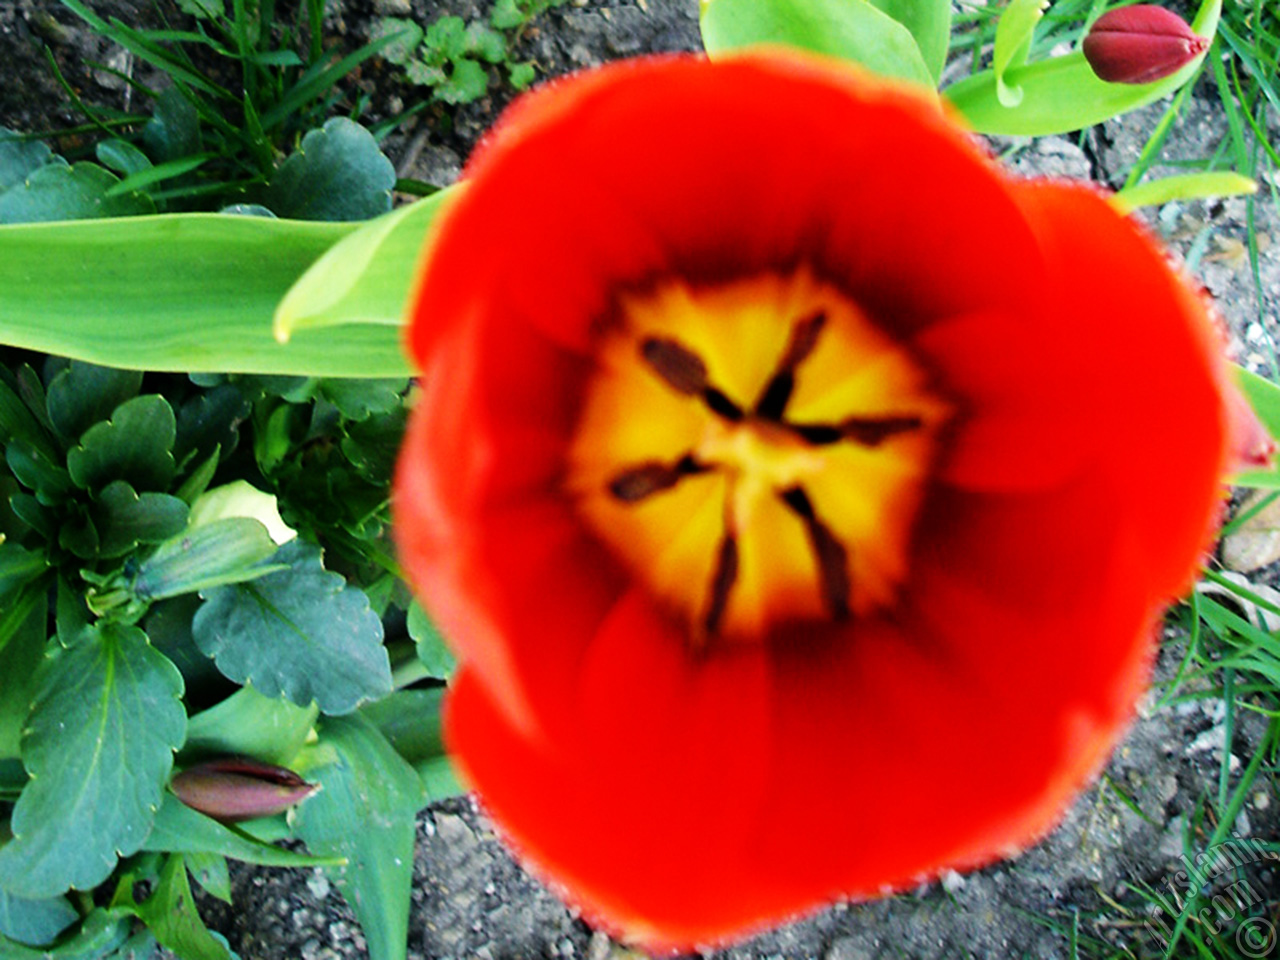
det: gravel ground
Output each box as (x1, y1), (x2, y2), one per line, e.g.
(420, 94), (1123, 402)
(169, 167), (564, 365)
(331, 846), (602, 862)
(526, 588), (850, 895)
(2, 0), (1279, 957)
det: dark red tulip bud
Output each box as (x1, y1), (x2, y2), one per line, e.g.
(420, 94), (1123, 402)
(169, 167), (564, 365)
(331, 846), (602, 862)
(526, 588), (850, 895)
(171, 757), (319, 823)
(1083, 5), (1208, 84)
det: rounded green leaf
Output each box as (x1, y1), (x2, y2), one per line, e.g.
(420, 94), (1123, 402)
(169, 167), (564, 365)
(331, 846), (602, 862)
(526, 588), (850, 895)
(0, 129), (54, 194)
(701, 0), (935, 88)
(0, 622), (186, 899)
(45, 362), (143, 444)
(0, 889), (79, 947)
(192, 540), (392, 715)
(93, 481), (190, 558)
(66, 395), (177, 493)
(265, 119), (396, 222)
(0, 161), (155, 224)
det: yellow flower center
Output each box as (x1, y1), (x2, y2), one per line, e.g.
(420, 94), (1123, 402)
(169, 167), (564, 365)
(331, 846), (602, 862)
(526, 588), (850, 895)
(567, 269), (951, 647)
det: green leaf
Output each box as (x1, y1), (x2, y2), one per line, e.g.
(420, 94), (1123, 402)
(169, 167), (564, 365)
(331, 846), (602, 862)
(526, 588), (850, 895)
(0, 162), (155, 223)
(94, 481), (190, 558)
(407, 601), (456, 681)
(132, 517), (282, 601)
(143, 89), (202, 163)
(192, 539), (392, 715)
(404, 59), (448, 86)
(144, 791), (344, 867)
(1234, 365), (1280, 488)
(185, 852), (231, 903)
(95, 139), (152, 180)
(6, 440), (73, 503)
(701, 0), (935, 88)
(0, 889), (79, 947)
(273, 190), (452, 342)
(993, 0), (1047, 107)
(0, 129), (54, 194)
(1110, 171), (1257, 215)
(439, 58), (490, 104)
(0, 909), (131, 960)
(0, 622), (186, 899)
(945, 0), (1221, 135)
(265, 119), (396, 222)
(0, 588), (46, 759)
(466, 22), (507, 63)
(370, 18), (423, 64)
(508, 61), (536, 89)
(423, 15), (468, 60)
(490, 0), (524, 30)
(0, 376), (58, 463)
(0, 541), (48, 599)
(124, 854), (230, 960)
(294, 715), (425, 960)
(866, 0), (950, 83)
(105, 154), (214, 198)
(183, 684), (319, 767)
(361, 688), (463, 801)
(0, 214), (411, 377)
(67, 395), (177, 493)
(45, 362), (143, 444)
(317, 379), (408, 421)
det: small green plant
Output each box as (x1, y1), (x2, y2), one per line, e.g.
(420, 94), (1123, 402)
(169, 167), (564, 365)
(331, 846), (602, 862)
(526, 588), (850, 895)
(373, 0), (567, 106)
(42, 0), (415, 211)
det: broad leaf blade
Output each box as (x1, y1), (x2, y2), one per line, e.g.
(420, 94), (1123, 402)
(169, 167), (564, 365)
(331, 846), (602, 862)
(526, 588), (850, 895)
(945, 0), (1221, 135)
(866, 0), (950, 82)
(0, 162), (155, 223)
(0, 588), (46, 759)
(125, 854), (230, 960)
(274, 191), (451, 341)
(701, 0), (935, 88)
(0, 214), (411, 377)
(1234, 365), (1280, 488)
(66, 395), (178, 492)
(265, 119), (396, 222)
(192, 540), (392, 715)
(360, 688), (464, 801)
(0, 623), (186, 898)
(0, 889), (79, 947)
(144, 792), (343, 867)
(294, 715), (425, 960)
(183, 684), (319, 766)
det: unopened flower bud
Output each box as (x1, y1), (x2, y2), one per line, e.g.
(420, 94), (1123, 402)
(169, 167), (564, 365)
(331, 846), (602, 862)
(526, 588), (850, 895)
(1082, 5), (1208, 84)
(171, 757), (319, 823)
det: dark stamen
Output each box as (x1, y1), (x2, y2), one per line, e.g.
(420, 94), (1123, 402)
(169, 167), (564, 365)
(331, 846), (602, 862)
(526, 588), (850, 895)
(779, 486), (851, 621)
(704, 387), (745, 422)
(704, 534), (739, 635)
(641, 337), (745, 422)
(754, 310), (827, 420)
(641, 338), (707, 395)
(790, 414), (923, 447)
(608, 455), (705, 503)
(839, 415), (923, 446)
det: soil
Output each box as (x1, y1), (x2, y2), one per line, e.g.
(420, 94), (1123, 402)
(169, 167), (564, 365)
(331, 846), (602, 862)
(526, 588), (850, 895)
(2, 0), (1279, 958)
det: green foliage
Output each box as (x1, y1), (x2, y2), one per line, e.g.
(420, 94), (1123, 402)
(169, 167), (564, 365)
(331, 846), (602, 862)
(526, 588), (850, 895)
(192, 539), (393, 715)
(374, 0), (567, 106)
(0, 622), (186, 899)
(0, 352), (458, 959)
(294, 715), (425, 960)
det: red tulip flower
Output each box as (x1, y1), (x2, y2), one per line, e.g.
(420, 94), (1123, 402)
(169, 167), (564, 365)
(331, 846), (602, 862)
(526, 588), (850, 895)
(393, 51), (1255, 951)
(1083, 5), (1208, 85)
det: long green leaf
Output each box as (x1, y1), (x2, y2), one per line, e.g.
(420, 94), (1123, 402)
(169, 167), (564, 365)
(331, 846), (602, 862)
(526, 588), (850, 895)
(294, 716), (425, 960)
(144, 792), (344, 867)
(701, 0), (935, 88)
(0, 214), (412, 377)
(274, 190), (451, 341)
(944, 0), (1221, 135)
(1234, 365), (1280, 488)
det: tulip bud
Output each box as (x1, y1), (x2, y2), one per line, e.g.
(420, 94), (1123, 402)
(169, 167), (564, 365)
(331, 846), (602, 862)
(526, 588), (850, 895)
(171, 757), (319, 823)
(1082, 5), (1208, 84)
